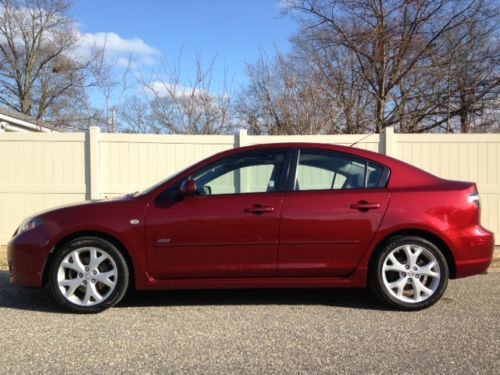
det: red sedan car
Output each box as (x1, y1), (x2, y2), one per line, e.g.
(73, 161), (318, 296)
(8, 143), (494, 312)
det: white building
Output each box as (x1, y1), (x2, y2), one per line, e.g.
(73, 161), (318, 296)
(0, 108), (58, 133)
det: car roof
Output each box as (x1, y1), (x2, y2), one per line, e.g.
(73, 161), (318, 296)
(234, 142), (385, 162)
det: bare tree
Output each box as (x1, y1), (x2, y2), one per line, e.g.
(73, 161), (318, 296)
(294, 38), (374, 133)
(0, 0), (108, 127)
(238, 49), (344, 135)
(122, 55), (236, 134)
(281, 0), (499, 133)
(438, 11), (500, 133)
(119, 96), (157, 134)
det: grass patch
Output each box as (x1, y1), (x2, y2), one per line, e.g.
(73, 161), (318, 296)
(0, 246), (7, 270)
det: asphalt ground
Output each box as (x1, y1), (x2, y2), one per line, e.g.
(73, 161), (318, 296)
(0, 268), (498, 374)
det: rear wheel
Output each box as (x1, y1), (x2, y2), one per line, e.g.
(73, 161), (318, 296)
(48, 236), (129, 313)
(370, 236), (449, 310)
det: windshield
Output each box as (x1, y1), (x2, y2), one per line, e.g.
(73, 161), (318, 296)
(136, 163), (194, 197)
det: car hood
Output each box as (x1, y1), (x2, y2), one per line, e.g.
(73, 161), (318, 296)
(29, 196), (136, 219)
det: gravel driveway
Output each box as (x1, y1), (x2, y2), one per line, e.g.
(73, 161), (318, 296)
(0, 269), (498, 374)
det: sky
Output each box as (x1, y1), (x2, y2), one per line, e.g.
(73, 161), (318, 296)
(70, 0), (297, 96)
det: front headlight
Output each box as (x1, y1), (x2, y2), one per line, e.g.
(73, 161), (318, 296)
(17, 217), (44, 235)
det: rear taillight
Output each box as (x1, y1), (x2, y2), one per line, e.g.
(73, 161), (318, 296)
(468, 192), (480, 208)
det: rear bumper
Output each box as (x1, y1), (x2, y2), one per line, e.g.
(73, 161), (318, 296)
(7, 230), (51, 288)
(445, 225), (494, 278)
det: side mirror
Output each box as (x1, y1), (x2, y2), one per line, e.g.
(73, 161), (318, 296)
(179, 179), (197, 196)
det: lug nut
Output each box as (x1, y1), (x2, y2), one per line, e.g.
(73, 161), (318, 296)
(85, 267), (89, 272)
(82, 280), (87, 285)
(415, 274), (420, 278)
(408, 278), (412, 283)
(402, 272), (406, 277)
(405, 265), (410, 269)
(413, 266), (418, 271)
(91, 279), (96, 283)
(78, 273), (83, 278)
(92, 270), (97, 275)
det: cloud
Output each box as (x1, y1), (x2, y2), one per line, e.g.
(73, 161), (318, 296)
(76, 32), (161, 67)
(144, 81), (232, 108)
(146, 81), (204, 98)
(0, 4), (160, 68)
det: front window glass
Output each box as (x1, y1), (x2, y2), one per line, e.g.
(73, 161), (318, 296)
(191, 151), (286, 195)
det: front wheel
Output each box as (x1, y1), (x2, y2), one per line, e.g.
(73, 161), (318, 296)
(370, 236), (449, 310)
(48, 236), (129, 313)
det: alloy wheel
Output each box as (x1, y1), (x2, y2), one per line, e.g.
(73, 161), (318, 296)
(57, 247), (118, 307)
(381, 244), (441, 304)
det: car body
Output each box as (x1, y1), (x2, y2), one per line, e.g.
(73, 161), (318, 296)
(7, 143), (494, 312)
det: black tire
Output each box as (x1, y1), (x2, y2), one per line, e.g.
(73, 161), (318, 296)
(370, 236), (449, 311)
(48, 236), (129, 313)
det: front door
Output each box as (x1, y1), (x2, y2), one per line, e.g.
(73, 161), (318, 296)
(145, 150), (288, 279)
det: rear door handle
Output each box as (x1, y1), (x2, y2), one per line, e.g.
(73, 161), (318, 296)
(243, 204), (275, 214)
(350, 201), (381, 211)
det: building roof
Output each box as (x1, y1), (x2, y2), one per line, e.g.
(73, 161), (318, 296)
(0, 108), (59, 133)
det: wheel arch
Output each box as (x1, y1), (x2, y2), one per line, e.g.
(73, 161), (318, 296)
(42, 230), (136, 288)
(368, 229), (456, 279)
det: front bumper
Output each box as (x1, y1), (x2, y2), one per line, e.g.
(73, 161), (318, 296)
(7, 230), (52, 288)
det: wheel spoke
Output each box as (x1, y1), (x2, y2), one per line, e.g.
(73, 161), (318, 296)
(404, 245), (422, 267)
(413, 278), (433, 302)
(419, 260), (439, 278)
(61, 260), (83, 273)
(73, 251), (86, 271)
(61, 251), (86, 273)
(89, 248), (107, 270)
(94, 270), (117, 287)
(83, 283), (103, 305)
(388, 277), (408, 297)
(383, 253), (407, 272)
(60, 278), (80, 298)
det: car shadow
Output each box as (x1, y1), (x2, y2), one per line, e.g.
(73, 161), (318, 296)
(0, 271), (62, 313)
(119, 287), (386, 311)
(0, 270), (386, 313)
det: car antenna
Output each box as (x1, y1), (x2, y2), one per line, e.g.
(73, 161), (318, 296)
(348, 131), (375, 148)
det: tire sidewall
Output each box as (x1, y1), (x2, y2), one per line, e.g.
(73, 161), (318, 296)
(48, 236), (129, 313)
(371, 236), (449, 311)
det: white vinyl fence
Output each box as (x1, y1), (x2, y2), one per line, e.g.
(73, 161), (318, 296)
(0, 127), (499, 244)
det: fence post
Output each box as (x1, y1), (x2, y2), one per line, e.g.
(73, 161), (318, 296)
(235, 128), (248, 148)
(233, 129), (249, 192)
(85, 126), (101, 200)
(381, 126), (395, 156)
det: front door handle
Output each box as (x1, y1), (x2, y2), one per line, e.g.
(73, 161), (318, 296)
(350, 201), (381, 211)
(243, 204), (275, 214)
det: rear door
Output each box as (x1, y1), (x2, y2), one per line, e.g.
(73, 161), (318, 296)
(278, 149), (391, 277)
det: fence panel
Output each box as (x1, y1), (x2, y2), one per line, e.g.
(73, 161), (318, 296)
(0, 133), (86, 243)
(393, 134), (500, 242)
(0, 128), (499, 244)
(98, 133), (234, 198)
